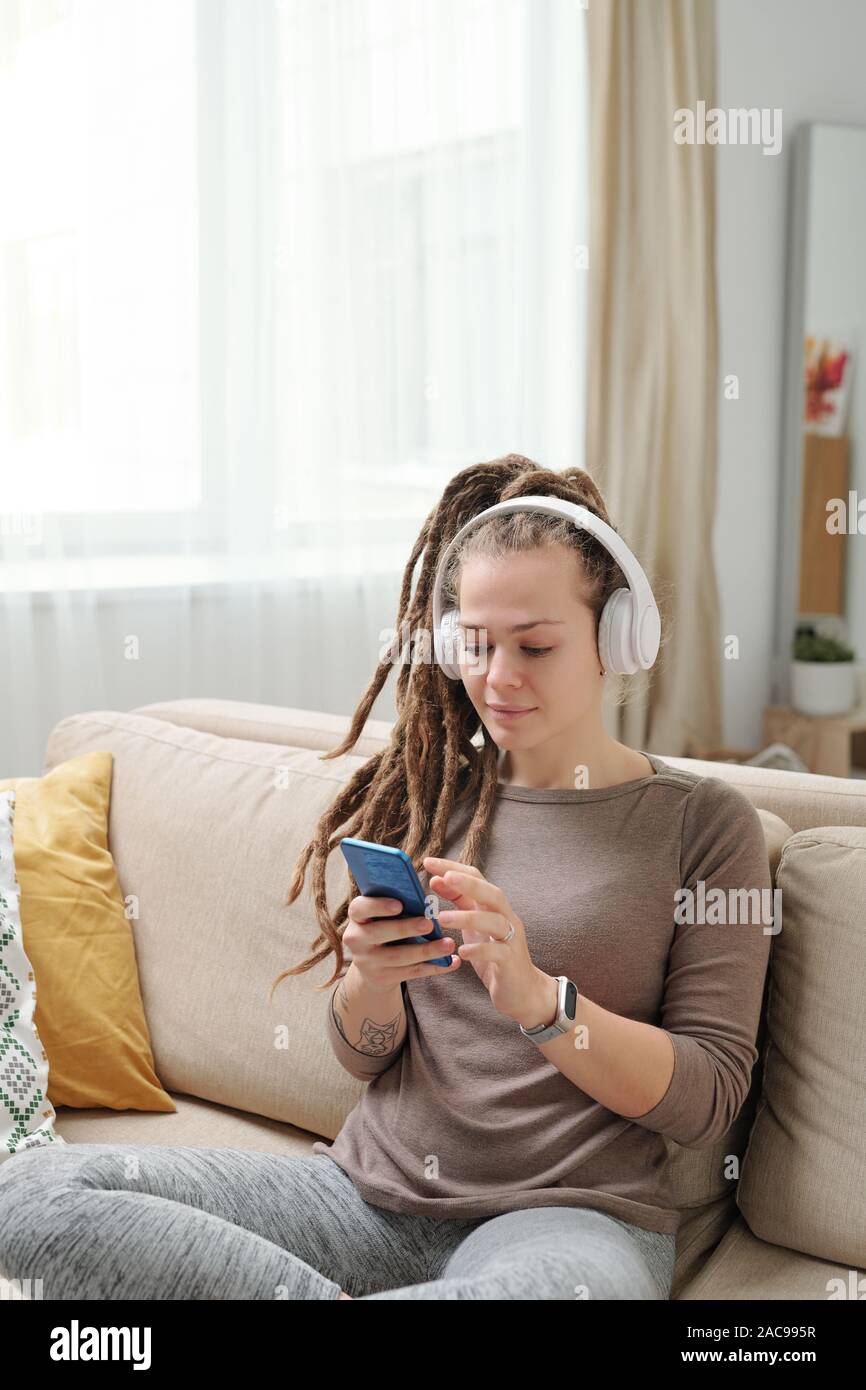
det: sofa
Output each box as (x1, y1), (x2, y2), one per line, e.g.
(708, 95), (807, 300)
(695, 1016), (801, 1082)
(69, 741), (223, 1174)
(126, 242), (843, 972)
(38, 697), (866, 1300)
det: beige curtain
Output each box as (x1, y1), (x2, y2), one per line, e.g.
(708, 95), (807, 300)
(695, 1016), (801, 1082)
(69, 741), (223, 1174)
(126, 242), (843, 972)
(586, 0), (721, 757)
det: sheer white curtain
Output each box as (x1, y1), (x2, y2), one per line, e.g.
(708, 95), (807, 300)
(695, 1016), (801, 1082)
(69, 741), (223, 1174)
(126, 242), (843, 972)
(0, 0), (589, 777)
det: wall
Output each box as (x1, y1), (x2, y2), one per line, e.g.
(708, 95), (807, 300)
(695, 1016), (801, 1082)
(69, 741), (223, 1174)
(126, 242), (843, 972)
(715, 0), (866, 745)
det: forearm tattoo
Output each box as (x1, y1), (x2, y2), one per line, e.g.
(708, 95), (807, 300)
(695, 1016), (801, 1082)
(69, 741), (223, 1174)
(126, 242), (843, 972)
(333, 979), (403, 1055)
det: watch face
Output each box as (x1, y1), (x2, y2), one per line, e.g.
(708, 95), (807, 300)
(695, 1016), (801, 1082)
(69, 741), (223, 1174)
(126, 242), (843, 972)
(564, 979), (578, 1020)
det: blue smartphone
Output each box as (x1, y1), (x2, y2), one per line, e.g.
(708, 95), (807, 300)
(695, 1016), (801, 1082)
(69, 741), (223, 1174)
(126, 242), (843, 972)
(339, 837), (453, 967)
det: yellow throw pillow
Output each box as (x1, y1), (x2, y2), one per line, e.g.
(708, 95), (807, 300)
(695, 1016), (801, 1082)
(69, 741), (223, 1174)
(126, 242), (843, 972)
(0, 750), (175, 1112)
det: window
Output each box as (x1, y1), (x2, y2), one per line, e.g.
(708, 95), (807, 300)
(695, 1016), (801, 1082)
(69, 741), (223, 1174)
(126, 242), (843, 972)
(0, 0), (581, 587)
(0, 0), (201, 555)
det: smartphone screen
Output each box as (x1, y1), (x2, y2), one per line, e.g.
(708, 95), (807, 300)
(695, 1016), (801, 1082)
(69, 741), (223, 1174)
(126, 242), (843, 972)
(339, 836), (452, 967)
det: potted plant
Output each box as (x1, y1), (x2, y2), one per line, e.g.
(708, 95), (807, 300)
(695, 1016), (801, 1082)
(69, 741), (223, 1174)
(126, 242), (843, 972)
(791, 626), (857, 715)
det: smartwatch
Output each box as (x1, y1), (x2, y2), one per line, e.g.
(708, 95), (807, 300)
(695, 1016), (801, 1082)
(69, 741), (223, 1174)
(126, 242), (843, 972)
(519, 975), (579, 1045)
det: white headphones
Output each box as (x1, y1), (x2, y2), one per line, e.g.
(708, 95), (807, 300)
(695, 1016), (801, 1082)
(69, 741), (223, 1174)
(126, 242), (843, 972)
(431, 495), (661, 679)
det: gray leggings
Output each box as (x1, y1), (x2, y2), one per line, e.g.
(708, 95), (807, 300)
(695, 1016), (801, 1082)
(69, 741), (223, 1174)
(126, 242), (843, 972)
(0, 1142), (677, 1300)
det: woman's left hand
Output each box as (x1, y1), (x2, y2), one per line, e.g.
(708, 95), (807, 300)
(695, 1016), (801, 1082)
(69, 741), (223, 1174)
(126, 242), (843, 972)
(422, 856), (553, 1026)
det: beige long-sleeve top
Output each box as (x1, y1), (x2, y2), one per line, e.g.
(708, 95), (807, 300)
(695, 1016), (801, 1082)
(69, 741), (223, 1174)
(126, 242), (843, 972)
(312, 753), (774, 1233)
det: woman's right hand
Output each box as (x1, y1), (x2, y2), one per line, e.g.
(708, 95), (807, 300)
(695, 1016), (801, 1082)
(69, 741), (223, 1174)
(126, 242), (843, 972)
(345, 895), (463, 993)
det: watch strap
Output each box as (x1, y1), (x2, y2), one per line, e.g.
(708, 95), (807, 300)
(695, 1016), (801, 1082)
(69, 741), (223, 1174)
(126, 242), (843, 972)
(519, 975), (579, 1045)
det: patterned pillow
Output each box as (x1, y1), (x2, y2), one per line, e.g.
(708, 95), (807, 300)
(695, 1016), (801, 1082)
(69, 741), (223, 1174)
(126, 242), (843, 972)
(0, 789), (65, 1161)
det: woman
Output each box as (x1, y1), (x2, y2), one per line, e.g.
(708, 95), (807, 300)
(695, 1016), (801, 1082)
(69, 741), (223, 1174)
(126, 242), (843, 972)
(0, 455), (773, 1301)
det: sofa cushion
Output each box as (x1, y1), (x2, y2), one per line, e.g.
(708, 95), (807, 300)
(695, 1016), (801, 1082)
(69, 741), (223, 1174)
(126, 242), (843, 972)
(132, 698), (395, 756)
(0, 752), (174, 1121)
(43, 711), (377, 1144)
(0, 790), (65, 1159)
(736, 825), (866, 1269)
(54, 1090), (322, 1156)
(676, 1213), (866, 1301)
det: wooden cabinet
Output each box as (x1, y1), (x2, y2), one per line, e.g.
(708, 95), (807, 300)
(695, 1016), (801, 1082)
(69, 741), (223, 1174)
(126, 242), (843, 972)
(798, 432), (849, 615)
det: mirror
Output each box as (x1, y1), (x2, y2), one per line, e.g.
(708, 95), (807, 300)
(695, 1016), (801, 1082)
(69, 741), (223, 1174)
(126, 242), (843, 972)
(775, 121), (866, 764)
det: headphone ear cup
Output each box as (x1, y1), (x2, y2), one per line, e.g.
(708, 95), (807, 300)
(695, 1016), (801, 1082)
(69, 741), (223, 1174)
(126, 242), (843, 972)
(598, 588), (638, 675)
(435, 608), (463, 681)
